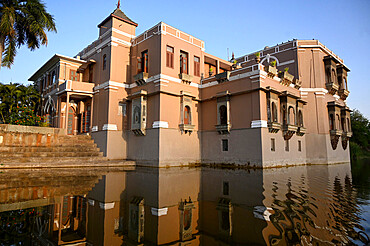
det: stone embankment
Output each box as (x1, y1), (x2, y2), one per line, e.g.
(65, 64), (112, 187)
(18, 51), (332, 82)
(0, 124), (134, 168)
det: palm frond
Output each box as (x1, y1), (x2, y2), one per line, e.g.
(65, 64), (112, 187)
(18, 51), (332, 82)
(1, 36), (16, 67)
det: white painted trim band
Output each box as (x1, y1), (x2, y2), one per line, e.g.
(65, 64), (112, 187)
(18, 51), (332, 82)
(251, 120), (268, 128)
(152, 121), (169, 128)
(88, 199), (95, 206)
(102, 124), (118, 131)
(151, 207), (168, 216)
(99, 202), (115, 210)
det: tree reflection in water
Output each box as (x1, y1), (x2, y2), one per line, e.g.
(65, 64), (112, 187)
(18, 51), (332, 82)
(0, 206), (50, 245)
(267, 175), (367, 246)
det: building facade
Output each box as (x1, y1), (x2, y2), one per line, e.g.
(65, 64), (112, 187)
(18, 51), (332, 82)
(29, 6), (352, 168)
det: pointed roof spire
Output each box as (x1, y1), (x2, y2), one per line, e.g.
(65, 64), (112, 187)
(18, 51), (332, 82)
(98, 1), (138, 28)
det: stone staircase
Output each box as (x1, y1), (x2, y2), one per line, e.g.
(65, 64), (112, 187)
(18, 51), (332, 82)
(0, 124), (134, 168)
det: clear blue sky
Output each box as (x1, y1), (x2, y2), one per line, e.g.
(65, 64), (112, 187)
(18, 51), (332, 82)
(0, 0), (369, 118)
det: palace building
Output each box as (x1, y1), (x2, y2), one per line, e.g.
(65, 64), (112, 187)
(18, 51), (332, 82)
(29, 5), (352, 168)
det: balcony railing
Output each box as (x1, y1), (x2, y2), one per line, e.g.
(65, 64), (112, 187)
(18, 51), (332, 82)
(338, 89), (349, 100)
(268, 122), (281, 133)
(297, 126), (306, 136)
(134, 72), (149, 86)
(283, 124), (298, 140)
(216, 124), (231, 134)
(215, 71), (231, 83)
(179, 124), (195, 133)
(265, 65), (277, 78)
(179, 73), (193, 84)
(326, 82), (339, 95)
(59, 80), (94, 94)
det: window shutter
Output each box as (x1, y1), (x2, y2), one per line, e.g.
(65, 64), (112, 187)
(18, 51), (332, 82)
(137, 57), (142, 73)
(166, 52), (170, 67)
(144, 53), (148, 73)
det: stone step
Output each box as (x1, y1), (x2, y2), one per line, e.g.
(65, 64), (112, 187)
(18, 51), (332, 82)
(0, 151), (103, 158)
(0, 160), (135, 169)
(0, 145), (100, 153)
(1, 141), (98, 147)
(0, 156), (107, 164)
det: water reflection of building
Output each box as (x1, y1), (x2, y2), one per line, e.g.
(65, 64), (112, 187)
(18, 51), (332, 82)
(86, 168), (201, 245)
(0, 168), (103, 245)
(1, 164), (367, 245)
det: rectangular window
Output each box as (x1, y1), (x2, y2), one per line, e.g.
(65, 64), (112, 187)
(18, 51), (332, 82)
(271, 138), (275, 152)
(141, 50), (148, 73)
(118, 103), (126, 116)
(70, 70), (78, 81)
(222, 139), (228, 151)
(88, 65), (93, 83)
(285, 140), (289, 152)
(137, 57), (142, 74)
(194, 56), (200, 77)
(223, 182), (229, 196)
(166, 46), (174, 68)
(298, 140), (302, 152)
(180, 51), (188, 74)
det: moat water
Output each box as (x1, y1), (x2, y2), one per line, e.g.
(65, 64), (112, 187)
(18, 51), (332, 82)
(0, 160), (369, 245)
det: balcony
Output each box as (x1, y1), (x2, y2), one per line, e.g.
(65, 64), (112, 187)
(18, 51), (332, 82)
(326, 82), (339, 95)
(268, 122), (281, 133)
(134, 72), (149, 86)
(279, 71), (294, 86)
(59, 80), (94, 94)
(283, 124), (298, 140)
(342, 131), (352, 138)
(265, 65), (277, 78)
(297, 126), (306, 136)
(179, 73), (193, 84)
(215, 71), (231, 83)
(338, 89), (349, 100)
(330, 129), (343, 150)
(293, 79), (302, 89)
(179, 124), (195, 133)
(330, 129), (343, 137)
(216, 124), (231, 134)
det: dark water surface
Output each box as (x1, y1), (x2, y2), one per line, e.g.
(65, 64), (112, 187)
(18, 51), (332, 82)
(0, 161), (369, 245)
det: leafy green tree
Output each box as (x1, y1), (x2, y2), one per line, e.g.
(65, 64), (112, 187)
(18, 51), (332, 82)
(0, 0), (57, 69)
(351, 109), (370, 150)
(0, 82), (43, 125)
(350, 109), (370, 160)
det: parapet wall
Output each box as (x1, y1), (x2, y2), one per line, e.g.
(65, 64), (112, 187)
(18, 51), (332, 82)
(0, 124), (64, 147)
(0, 124), (64, 135)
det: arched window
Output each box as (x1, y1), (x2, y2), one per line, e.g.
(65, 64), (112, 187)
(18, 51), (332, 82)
(288, 106), (295, 125)
(343, 77), (347, 90)
(133, 106), (140, 124)
(272, 102), (278, 122)
(336, 114), (341, 130)
(347, 118), (351, 132)
(219, 105), (227, 125)
(103, 54), (107, 70)
(282, 105), (287, 125)
(331, 69), (337, 83)
(184, 106), (191, 125)
(51, 71), (56, 84)
(298, 110), (303, 127)
(329, 114), (334, 130)
(341, 117), (346, 131)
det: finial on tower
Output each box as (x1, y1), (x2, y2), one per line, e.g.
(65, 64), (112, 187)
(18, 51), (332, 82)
(117, 0), (121, 9)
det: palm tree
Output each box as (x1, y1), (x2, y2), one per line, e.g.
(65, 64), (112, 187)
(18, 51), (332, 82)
(0, 0), (56, 69)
